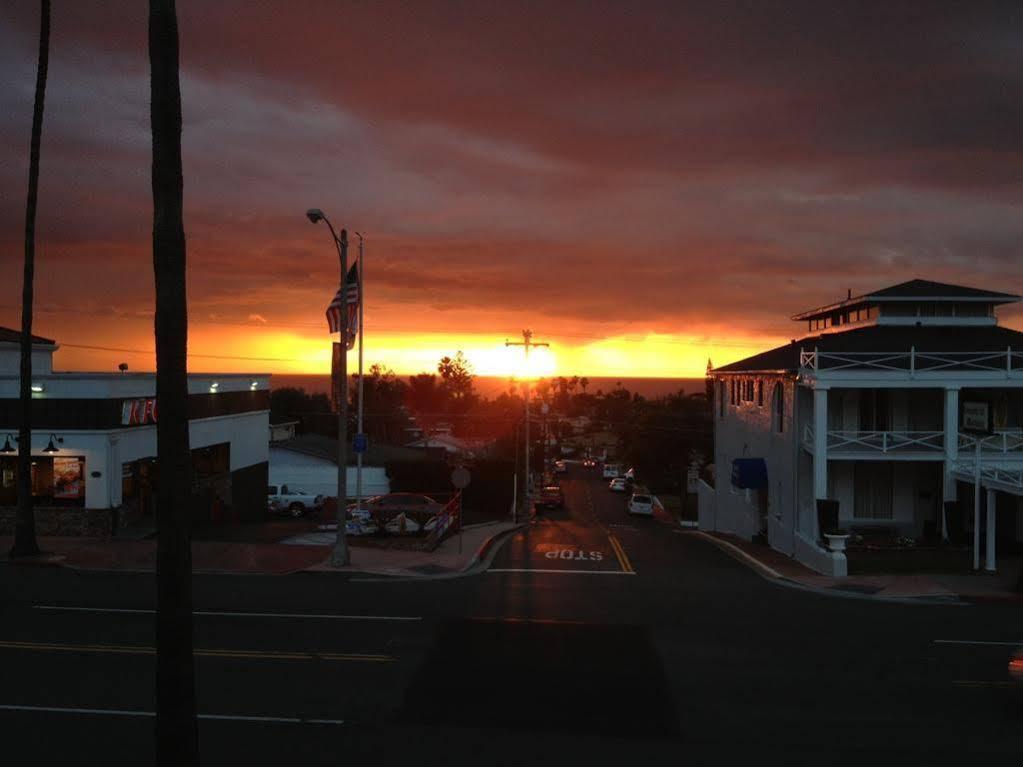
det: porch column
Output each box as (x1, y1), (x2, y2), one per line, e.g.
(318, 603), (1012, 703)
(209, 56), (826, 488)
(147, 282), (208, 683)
(985, 487), (997, 572)
(813, 387), (829, 540)
(942, 387), (960, 540)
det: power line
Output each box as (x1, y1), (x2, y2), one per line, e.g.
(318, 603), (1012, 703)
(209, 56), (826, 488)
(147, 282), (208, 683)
(58, 342), (307, 363)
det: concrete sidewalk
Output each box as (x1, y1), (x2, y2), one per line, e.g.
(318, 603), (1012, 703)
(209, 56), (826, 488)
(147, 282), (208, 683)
(0, 521), (519, 577)
(689, 530), (1023, 602)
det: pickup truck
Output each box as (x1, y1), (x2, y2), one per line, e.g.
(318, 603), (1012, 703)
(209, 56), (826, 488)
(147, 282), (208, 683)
(267, 484), (325, 518)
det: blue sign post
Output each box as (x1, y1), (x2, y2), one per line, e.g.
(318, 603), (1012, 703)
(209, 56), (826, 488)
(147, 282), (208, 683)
(353, 433), (368, 454)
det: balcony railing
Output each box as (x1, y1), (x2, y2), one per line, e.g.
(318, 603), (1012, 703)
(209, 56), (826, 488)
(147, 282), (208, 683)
(799, 347), (1022, 375)
(958, 430), (1023, 454)
(802, 427), (1023, 457)
(803, 427), (945, 454)
(951, 460), (1023, 490)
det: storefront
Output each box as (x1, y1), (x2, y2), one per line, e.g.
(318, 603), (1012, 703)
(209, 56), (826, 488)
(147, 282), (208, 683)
(0, 329), (270, 535)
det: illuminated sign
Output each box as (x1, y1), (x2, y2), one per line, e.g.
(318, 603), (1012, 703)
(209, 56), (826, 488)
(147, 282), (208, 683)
(122, 398), (158, 426)
(961, 401), (991, 435)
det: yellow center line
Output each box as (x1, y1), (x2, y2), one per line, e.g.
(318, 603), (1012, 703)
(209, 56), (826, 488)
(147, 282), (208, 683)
(0, 640), (394, 663)
(608, 535), (635, 574)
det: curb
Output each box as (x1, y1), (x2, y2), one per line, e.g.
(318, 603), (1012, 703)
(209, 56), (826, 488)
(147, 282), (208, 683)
(682, 530), (973, 606)
(347, 523), (527, 583)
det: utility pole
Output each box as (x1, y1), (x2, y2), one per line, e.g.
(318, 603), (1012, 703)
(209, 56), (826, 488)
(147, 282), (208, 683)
(333, 229), (351, 567)
(354, 233), (365, 519)
(506, 330), (549, 518)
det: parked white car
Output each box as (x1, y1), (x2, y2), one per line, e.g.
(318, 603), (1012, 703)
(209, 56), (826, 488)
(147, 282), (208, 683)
(602, 463), (623, 479)
(627, 492), (654, 516)
(609, 477), (628, 492)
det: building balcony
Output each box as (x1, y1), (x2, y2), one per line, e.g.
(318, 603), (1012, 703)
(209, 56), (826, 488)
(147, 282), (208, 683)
(799, 348), (1023, 380)
(950, 460), (1023, 491)
(803, 426), (1023, 461)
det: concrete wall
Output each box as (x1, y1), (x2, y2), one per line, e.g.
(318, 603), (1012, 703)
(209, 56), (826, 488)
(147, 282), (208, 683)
(712, 374), (798, 547)
(696, 478), (716, 531)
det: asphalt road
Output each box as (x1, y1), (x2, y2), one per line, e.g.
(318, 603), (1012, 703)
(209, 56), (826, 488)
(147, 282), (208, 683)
(2, 465), (1022, 765)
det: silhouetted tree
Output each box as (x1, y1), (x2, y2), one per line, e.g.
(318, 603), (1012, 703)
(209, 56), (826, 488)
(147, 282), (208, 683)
(11, 0), (50, 559)
(149, 0), (198, 763)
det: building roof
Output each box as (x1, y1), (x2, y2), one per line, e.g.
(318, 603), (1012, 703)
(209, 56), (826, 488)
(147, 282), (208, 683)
(273, 434), (446, 465)
(0, 326), (56, 345)
(714, 324), (1023, 374)
(792, 279), (1020, 320)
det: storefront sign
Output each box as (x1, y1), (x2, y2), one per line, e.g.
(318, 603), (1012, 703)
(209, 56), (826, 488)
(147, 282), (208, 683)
(122, 398), (158, 425)
(961, 401), (992, 435)
(53, 456), (84, 499)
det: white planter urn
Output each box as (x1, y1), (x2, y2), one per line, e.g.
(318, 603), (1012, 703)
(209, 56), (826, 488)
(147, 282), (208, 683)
(823, 533), (850, 553)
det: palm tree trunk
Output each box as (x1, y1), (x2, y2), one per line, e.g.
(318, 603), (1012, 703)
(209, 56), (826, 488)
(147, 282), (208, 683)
(149, 1), (197, 763)
(11, 0), (50, 559)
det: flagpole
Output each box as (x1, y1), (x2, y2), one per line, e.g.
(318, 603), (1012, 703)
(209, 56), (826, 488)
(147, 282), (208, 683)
(355, 233), (365, 517)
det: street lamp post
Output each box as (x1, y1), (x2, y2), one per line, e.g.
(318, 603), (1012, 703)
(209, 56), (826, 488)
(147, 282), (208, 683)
(306, 208), (350, 567)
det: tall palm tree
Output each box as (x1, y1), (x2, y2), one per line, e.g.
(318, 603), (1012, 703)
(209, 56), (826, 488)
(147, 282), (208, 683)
(11, 0), (51, 559)
(149, 1), (197, 763)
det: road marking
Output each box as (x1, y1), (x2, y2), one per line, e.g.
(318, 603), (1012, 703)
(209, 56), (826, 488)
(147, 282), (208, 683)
(32, 606), (421, 622)
(0, 639), (395, 663)
(934, 640), (1023, 647)
(0, 703), (345, 724)
(608, 535), (634, 574)
(487, 568), (636, 575)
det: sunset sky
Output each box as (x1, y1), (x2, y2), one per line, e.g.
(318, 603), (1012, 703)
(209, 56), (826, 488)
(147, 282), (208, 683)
(2, 1), (1022, 378)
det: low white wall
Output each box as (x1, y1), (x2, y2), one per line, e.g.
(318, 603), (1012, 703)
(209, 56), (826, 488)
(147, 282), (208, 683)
(697, 479), (716, 531)
(794, 531), (847, 577)
(269, 448), (389, 499)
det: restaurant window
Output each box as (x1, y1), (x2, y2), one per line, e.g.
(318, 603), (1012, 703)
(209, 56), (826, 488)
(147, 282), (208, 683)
(0, 455), (86, 507)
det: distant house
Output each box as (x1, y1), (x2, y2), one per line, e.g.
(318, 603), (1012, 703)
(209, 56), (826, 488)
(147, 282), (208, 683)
(404, 432), (494, 458)
(270, 435), (444, 500)
(704, 279), (1023, 577)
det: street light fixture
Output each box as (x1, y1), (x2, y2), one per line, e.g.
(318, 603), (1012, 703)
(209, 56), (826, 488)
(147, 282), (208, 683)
(0, 434), (16, 454)
(42, 434), (63, 454)
(307, 207), (351, 567)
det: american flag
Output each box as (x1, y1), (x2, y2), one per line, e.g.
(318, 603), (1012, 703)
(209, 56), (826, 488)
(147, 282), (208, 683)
(326, 262), (360, 349)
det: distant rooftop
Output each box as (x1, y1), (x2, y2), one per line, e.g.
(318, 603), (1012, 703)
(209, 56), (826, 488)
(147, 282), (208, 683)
(792, 279), (1020, 321)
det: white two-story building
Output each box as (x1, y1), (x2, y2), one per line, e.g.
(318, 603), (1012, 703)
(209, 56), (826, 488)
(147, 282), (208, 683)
(703, 279), (1023, 576)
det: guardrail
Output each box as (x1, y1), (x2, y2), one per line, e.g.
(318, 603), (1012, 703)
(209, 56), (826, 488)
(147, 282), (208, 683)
(951, 461), (1023, 490)
(958, 430), (1023, 454)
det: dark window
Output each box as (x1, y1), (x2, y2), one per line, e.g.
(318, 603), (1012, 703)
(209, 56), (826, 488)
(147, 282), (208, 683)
(772, 383), (784, 433)
(719, 381), (726, 418)
(757, 380), (764, 407)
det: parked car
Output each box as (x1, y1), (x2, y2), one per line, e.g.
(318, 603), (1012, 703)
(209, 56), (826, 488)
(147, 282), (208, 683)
(608, 477), (628, 492)
(537, 485), (565, 510)
(627, 492), (654, 516)
(352, 493), (444, 526)
(624, 467), (636, 481)
(602, 463), (623, 479)
(582, 458), (596, 468)
(554, 460), (568, 474)
(268, 484), (324, 518)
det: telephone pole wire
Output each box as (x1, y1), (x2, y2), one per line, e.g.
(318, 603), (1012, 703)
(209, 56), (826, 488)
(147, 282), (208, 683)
(505, 329), (549, 520)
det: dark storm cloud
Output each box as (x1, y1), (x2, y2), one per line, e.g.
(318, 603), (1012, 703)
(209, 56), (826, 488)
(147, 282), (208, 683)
(2, 0), (1022, 355)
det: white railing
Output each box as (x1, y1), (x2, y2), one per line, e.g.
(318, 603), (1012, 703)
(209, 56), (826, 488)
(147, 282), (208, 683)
(951, 460), (1023, 490)
(803, 426), (944, 453)
(799, 347), (1022, 375)
(958, 430), (1023, 454)
(829, 430), (944, 453)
